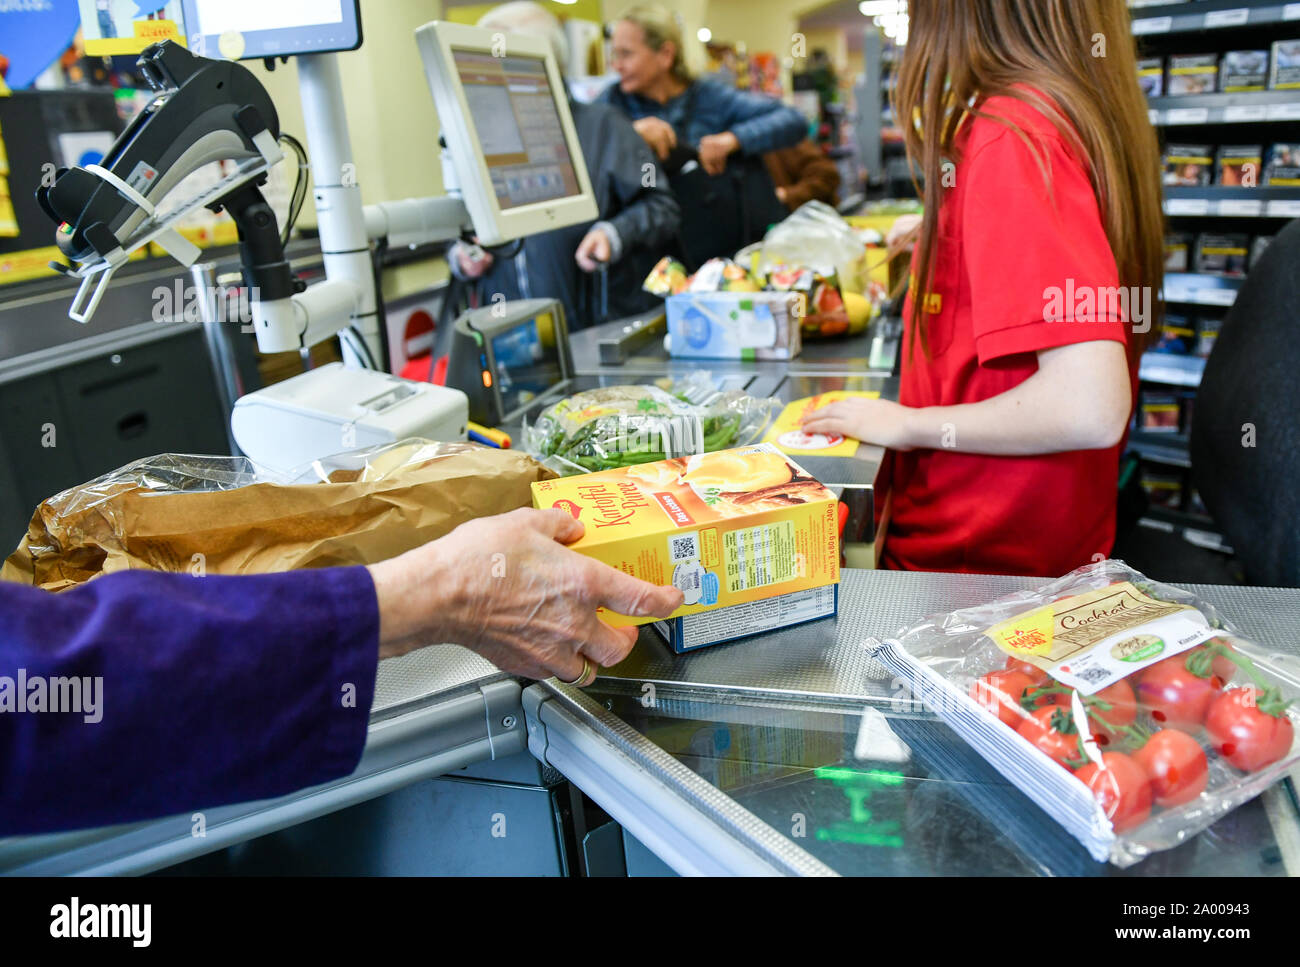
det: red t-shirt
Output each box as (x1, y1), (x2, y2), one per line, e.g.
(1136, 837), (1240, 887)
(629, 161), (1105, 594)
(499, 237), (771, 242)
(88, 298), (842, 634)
(884, 94), (1136, 578)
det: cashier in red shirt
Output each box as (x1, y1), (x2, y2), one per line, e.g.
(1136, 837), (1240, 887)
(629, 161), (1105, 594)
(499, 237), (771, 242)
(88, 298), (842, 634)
(803, 0), (1166, 578)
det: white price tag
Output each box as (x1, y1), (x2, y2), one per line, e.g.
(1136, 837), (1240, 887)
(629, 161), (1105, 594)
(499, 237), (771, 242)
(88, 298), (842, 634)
(1266, 102), (1300, 120)
(1285, 2), (1300, 21)
(1204, 8), (1249, 28)
(1218, 198), (1263, 216)
(1167, 107), (1210, 125)
(1266, 199), (1300, 217)
(1197, 288), (1238, 306)
(1224, 105), (1268, 122)
(1132, 16), (1173, 34)
(1166, 198), (1211, 216)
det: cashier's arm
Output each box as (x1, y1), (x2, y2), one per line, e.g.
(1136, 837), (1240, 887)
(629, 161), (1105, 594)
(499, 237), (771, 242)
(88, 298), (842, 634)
(367, 508), (684, 683)
(802, 341), (1132, 455)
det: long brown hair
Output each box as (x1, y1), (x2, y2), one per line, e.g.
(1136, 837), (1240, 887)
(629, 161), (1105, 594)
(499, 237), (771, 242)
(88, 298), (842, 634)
(893, 0), (1165, 361)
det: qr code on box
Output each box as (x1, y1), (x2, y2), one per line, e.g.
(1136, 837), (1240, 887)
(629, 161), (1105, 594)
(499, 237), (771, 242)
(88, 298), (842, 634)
(669, 532), (699, 563)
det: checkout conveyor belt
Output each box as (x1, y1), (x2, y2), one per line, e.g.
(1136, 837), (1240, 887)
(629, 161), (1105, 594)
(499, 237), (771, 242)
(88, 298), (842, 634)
(8, 316), (1298, 876)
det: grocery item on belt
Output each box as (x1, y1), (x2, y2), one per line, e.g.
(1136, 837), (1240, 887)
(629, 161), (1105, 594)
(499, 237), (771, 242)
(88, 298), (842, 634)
(665, 290), (804, 359)
(642, 255), (690, 296)
(523, 374), (779, 475)
(2, 440), (555, 591)
(868, 560), (1300, 866)
(531, 442), (840, 626)
(688, 257), (762, 293)
(1219, 50), (1269, 92)
(1162, 144), (1213, 186)
(1166, 53), (1218, 96)
(654, 584), (838, 653)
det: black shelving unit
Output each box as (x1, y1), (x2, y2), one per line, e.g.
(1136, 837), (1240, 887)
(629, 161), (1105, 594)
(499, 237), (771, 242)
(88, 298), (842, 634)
(1129, 0), (1300, 552)
(1132, 0), (1300, 36)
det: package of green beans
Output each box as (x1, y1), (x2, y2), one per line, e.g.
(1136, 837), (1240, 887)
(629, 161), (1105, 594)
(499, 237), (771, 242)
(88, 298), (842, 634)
(524, 375), (779, 476)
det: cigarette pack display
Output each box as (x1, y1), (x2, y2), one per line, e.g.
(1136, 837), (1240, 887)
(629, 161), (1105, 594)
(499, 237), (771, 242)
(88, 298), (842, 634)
(1219, 50), (1269, 92)
(654, 584), (838, 652)
(1140, 391), (1182, 433)
(1194, 233), (1249, 277)
(1251, 235), (1275, 270)
(1167, 54), (1218, 96)
(1196, 316), (1222, 358)
(1271, 40), (1300, 90)
(1141, 469), (1184, 509)
(1137, 57), (1164, 97)
(532, 443), (840, 627)
(1215, 145), (1262, 187)
(1163, 233), (1192, 272)
(1153, 314), (1196, 355)
(868, 561), (1300, 866)
(1264, 143), (1300, 185)
(1162, 144), (1213, 186)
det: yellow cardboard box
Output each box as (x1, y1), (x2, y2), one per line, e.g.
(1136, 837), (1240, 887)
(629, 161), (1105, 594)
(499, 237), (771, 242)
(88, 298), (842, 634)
(531, 443), (840, 626)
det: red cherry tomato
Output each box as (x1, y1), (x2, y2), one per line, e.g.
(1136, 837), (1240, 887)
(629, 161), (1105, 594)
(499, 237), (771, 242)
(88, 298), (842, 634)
(1205, 687), (1296, 772)
(1132, 729), (1209, 807)
(1066, 680), (1138, 748)
(1199, 638), (1239, 683)
(1004, 655), (1049, 686)
(1137, 656), (1223, 731)
(1017, 706), (1081, 770)
(1074, 752), (1153, 833)
(970, 670), (1034, 728)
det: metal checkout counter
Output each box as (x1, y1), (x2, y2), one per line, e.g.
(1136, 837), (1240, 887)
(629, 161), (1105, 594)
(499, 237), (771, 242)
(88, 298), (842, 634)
(3, 2), (1297, 877)
(4, 318), (1299, 877)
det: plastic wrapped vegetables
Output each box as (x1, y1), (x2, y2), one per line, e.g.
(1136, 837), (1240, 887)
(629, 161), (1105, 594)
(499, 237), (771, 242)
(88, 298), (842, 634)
(525, 380), (778, 476)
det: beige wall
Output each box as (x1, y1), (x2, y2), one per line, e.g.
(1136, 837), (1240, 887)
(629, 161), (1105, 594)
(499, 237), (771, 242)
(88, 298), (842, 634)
(250, 0), (451, 296)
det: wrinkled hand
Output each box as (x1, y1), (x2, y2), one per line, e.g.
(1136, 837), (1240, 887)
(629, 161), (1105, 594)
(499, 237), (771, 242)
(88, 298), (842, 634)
(633, 116), (677, 161)
(801, 398), (916, 450)
(575, 228), (611, 272)
(368, 508), (684, 685)
(455, 241), (494, 279)
(698, 131), (740, 175)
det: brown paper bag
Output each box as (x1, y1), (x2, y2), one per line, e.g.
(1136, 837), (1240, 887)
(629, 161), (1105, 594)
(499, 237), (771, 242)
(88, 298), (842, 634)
(3, 440), (556, 592)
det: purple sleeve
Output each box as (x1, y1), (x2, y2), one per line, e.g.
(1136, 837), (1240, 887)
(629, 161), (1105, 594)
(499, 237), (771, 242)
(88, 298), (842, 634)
(0, 567), (379, 835)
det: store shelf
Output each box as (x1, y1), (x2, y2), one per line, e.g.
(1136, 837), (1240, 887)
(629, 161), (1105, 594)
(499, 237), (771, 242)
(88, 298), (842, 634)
(1130, 429), (1192, 467)
(1163, 185), (1300, 218)
(1140, 352), (1207, 386)
(1148, 90), (1300, 126)
(1132, 1), (1300, 36)
(1163, 272), (1243, 306)
(1138, 509), (1235, 554)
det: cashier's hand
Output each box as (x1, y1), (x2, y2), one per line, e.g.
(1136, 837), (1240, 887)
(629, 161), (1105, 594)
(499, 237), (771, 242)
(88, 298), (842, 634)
(698, 132), (740, 176)
(886, 214), (923, 256)
(801, 398), (916, 451)
(575, 228), (612, 272)
(633, 116), (677, 161)
(367, 508), (684, 685)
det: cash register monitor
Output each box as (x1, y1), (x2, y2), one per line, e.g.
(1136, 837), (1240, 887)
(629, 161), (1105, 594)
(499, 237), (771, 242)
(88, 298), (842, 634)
(415, 21), (598, 246)
(180, 0), (363, 58)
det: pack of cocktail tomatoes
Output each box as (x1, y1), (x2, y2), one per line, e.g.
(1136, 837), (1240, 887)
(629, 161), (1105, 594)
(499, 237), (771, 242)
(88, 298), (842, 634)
(869, 560), (1300, 866)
